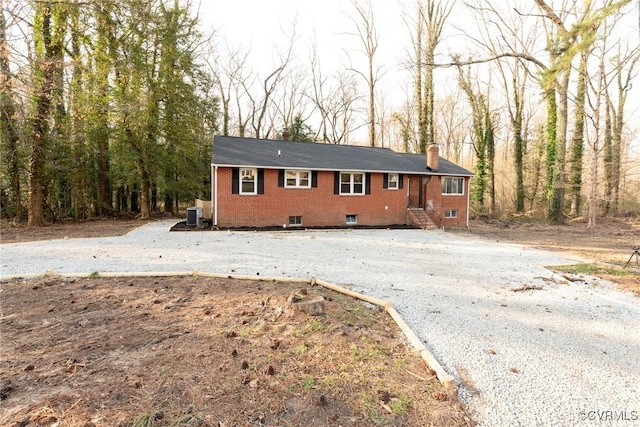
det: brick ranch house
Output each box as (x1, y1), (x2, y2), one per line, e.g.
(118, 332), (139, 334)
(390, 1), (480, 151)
(210, 135), (474, 229)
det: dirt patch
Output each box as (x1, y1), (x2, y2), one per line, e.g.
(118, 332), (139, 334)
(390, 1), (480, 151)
(0, 276), (472, 427)
(0, 219), (153, 244)
(454, 217), (639, 262)
(452, 216), (640, 295)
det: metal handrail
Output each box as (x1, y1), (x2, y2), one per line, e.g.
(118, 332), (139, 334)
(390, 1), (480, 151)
(424, 203), (442, 228)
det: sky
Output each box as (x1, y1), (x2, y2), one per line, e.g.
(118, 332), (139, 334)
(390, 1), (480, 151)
(195, 0), (418, 72)
(191, 0), (477, 143)
(194, 0), (426, 94)
(192, 0), (640, 129)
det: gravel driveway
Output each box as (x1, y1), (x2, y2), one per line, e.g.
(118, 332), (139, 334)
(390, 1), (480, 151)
(2, 220), (639, 426)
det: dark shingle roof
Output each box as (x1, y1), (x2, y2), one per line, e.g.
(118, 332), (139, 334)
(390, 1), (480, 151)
(211, 135), (473, 176)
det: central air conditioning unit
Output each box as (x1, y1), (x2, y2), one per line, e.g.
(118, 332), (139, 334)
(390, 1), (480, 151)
(186, 207), (203, 226)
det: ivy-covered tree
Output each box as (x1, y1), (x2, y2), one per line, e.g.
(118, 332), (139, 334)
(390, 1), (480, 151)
(0, 1), (22, 220)
(457, 64), (494, 211)
(28, 1), (67, 226)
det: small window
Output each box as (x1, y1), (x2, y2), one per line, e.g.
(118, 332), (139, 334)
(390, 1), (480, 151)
(241, 168), (257, 194)
(387, 173), (398, 189)
(340, 172), (365, 195)
(346, 214), (358, 225)
(289, 216), (302, 226)
(444, 209), (458, 219)
(442, 177), (464, 195)
(285, 170), (311, 188)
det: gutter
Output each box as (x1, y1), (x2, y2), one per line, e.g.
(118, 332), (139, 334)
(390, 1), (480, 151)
(211, 163), (473, 177)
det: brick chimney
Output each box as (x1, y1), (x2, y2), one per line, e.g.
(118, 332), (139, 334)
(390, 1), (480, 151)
(427, 143), (439, 171)
(282, 129), (291, 141)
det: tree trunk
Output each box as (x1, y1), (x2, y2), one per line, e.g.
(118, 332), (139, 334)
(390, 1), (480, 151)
(587, 143), (598, 228)
(0, 2), (22, 221)
(549, 70), (570, 224)
(544, 88), (557, 207)
(569, 51), (588, 216)
(485, 110), (495, 215)
(530, 126), (545, 212)
(414, 3), (424, 153)
(513, 102), (525, 213)
(603, 96), (613, 215)
(139, 162), (151, 220)
(95, 7), (113, 216)
(29, 3), (59, 226)
(587, 53), (606, 229)
(368, 51), (375, 147)
(69, 6), (88, 219)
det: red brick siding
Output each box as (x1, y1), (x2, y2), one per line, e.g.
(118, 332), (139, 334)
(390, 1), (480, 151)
(439, 176), (469, 227)
(213, 167), (470, 228)
(214, 168), (410, 228)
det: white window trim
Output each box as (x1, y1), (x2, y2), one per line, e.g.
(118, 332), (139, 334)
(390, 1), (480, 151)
(387, 173), (399, 190)
(346, 214), (358, 224)
(444, 209), (458, 219)
(285, 170), (311, 188)
(442, 177), (464, 196)
(340, 172), (366, 195)
(240, 168), (257, 195)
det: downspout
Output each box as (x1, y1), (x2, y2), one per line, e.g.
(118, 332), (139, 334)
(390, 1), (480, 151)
(466, 177), (470, 228)
(212, 165), (218, 226)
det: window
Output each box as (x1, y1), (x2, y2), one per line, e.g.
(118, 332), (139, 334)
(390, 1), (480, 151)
(346, 214), (358, 225)
(442, 177), (464, 195)
(387, 173), (399, 189)
(289, 216), (302, 226)
(340, 172), (365, 195)
(383, 173), (403, 190)
(444, 209), (458, 219)
(285, 170), (311, 188)
(240, 168), (257, 194)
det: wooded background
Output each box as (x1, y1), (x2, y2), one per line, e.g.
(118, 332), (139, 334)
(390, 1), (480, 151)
(1, 0), (639, 226)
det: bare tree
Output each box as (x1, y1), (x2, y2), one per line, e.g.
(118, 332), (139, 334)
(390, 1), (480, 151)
(469, 1), (536, 213)
(245, 27), (296, 139)
(404, 0), (452, 153)
(209, 43), (251, 136)
(455, 0), (631, 222)
(272, 64), (313, 134)
(457, 63), (495, 212)
(568, 49), (589, 216)
(605, 43), (639, 213)
(435, 88), (471, 164)
(585, 44), (608, 228)
(310, 42), (362, 144)
(345, 0), (383, 147)
(420, 0), (452, 152)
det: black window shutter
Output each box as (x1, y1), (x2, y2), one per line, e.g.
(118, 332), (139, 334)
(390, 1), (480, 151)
(311, 171), (318, 187)
(258, 169), (264, 194)
(232, 168), (239, 194)
(383, 173), (388, 189)
(365, 173), (371, 194)
(278, 170), (284, 187)
(399, 174), (404, 189)
(334, 172), (340, 194)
